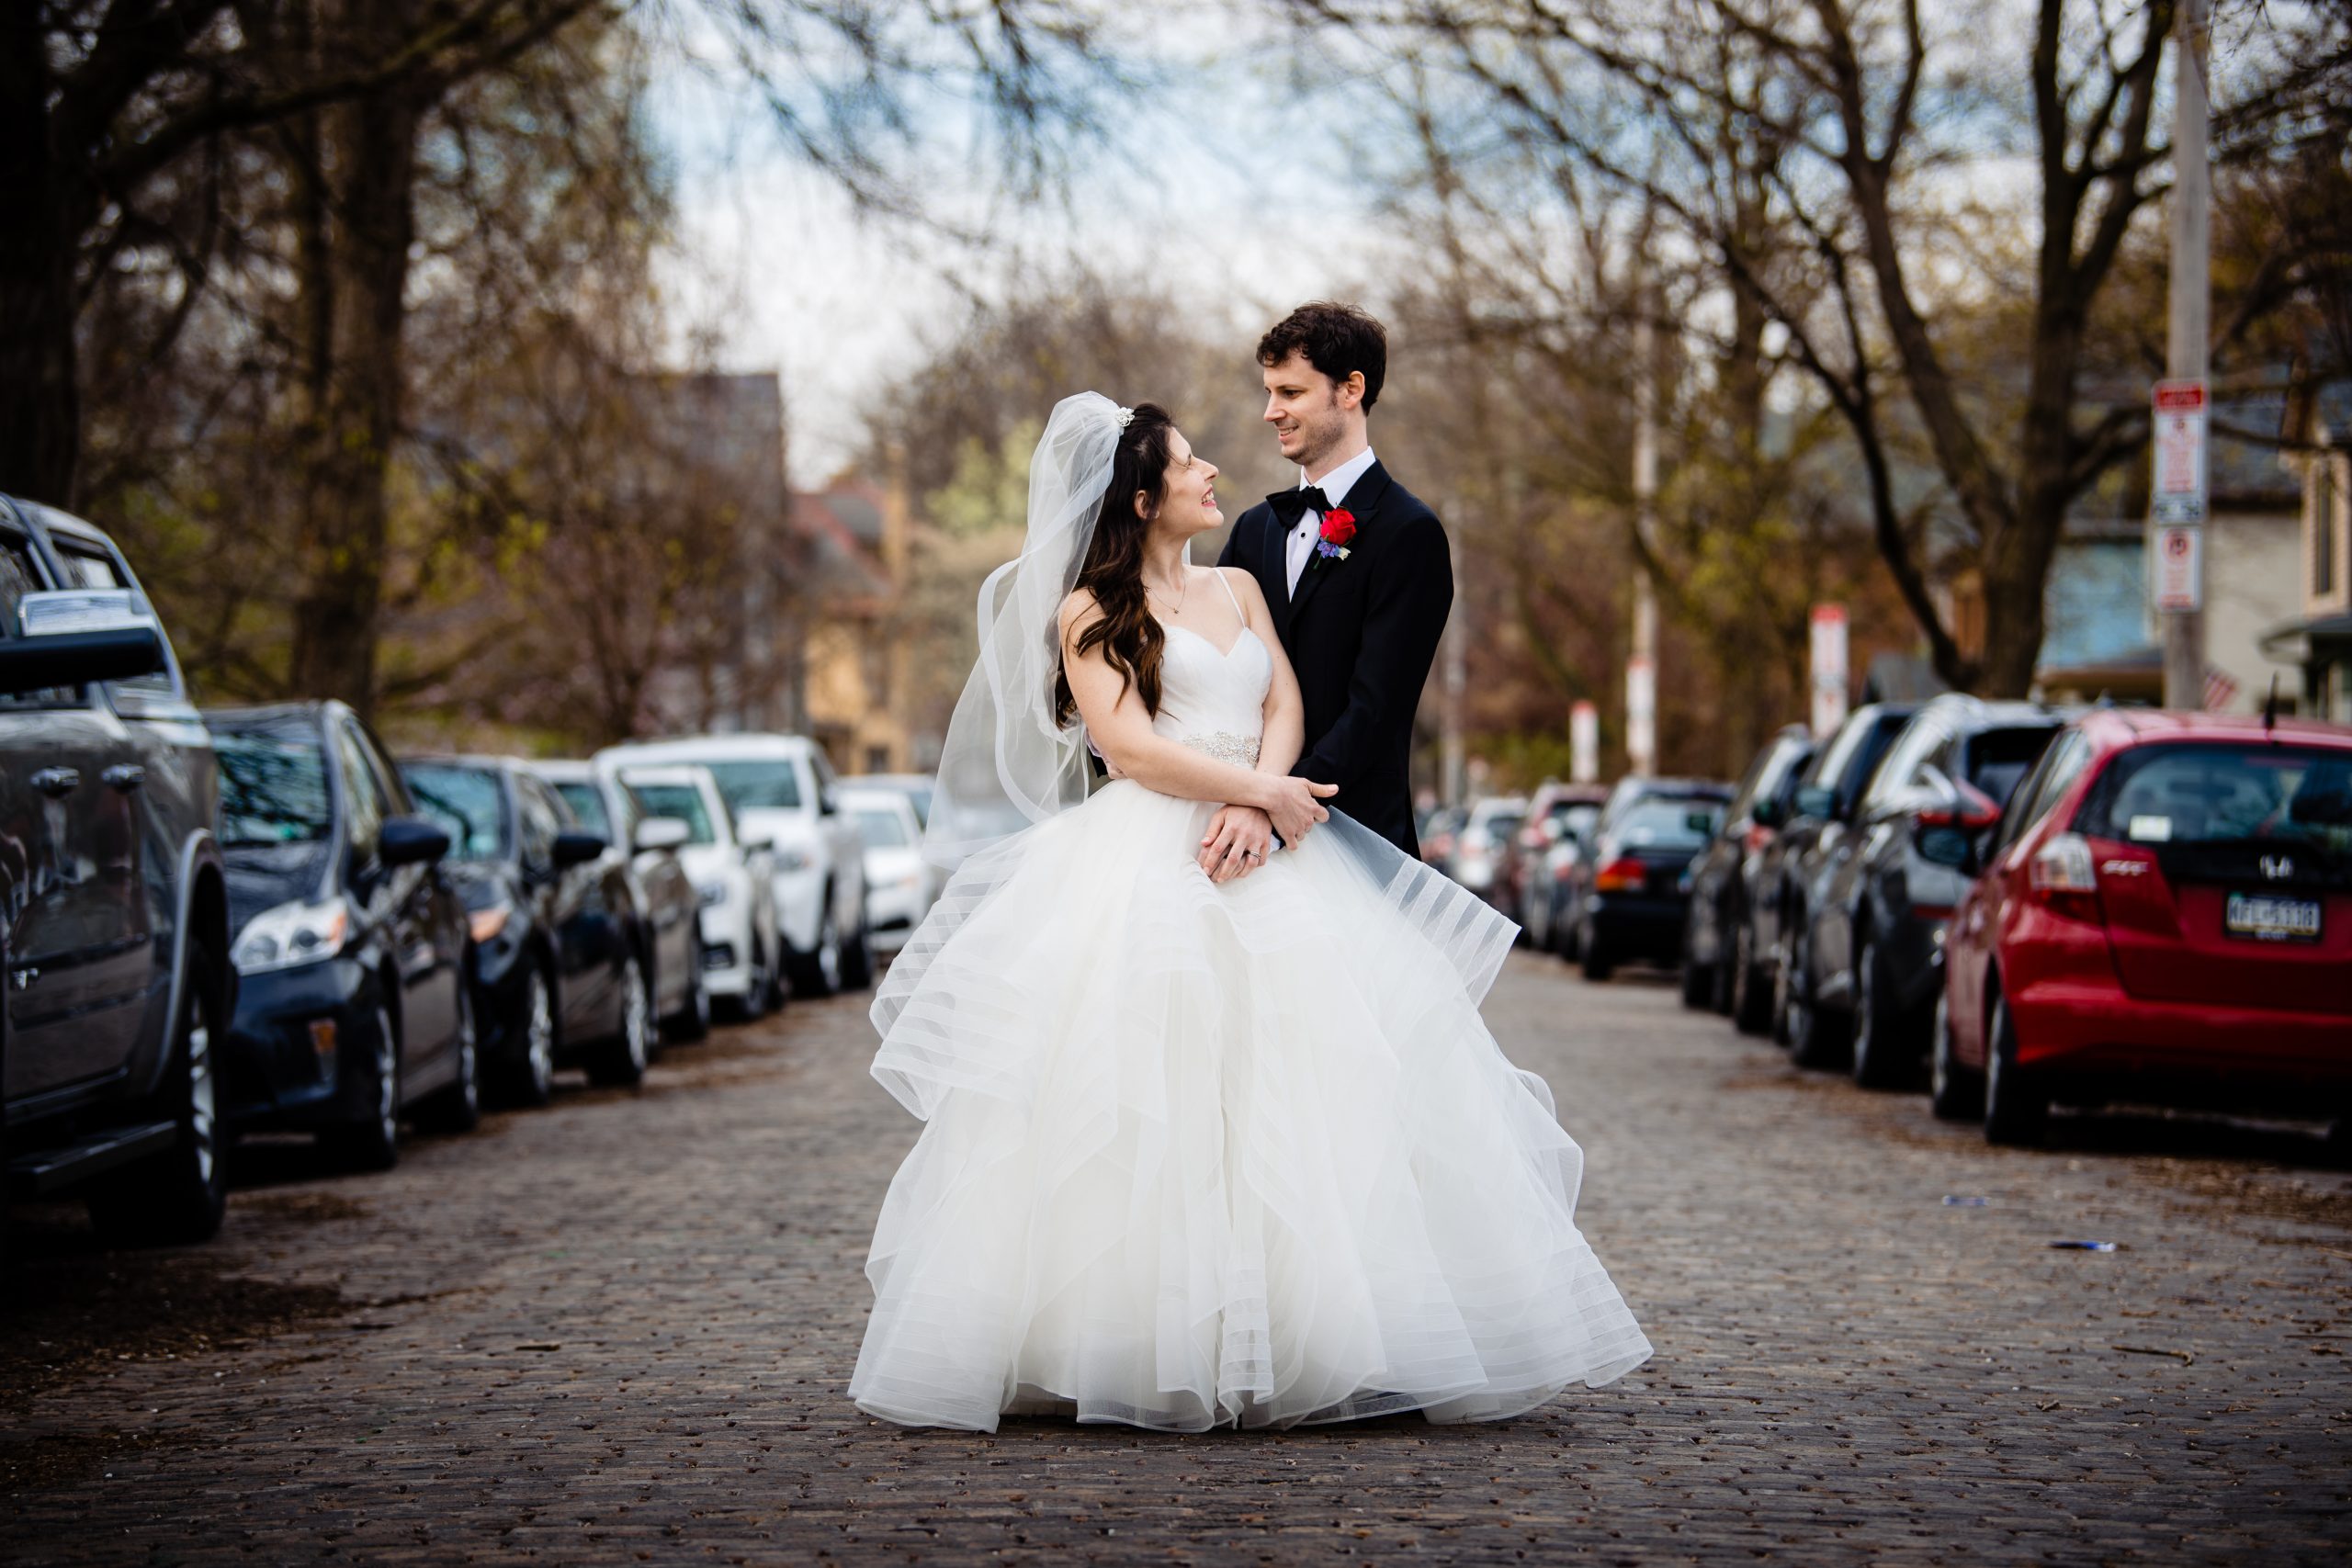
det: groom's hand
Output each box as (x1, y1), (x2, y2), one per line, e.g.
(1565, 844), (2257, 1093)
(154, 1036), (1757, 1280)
(1200, 805), (1274, 884)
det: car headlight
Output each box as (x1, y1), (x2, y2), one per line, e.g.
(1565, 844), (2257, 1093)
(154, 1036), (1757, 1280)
(771, 846), (812, 873)
(232, 896), (352, 974)
(894, 870), (924, 891)
(695, 880), (729, 908)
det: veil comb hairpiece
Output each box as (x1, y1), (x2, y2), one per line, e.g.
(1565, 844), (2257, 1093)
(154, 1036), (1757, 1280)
(1115, 406), (1136, 428)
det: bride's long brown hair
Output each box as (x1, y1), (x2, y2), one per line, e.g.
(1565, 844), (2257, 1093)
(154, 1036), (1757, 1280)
(1054, 403), (1178, 725)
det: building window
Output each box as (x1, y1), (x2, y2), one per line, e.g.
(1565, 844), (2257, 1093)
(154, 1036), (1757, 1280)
(865, 744), (892, 775)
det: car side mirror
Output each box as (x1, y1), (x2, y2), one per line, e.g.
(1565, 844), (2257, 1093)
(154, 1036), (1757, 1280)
(1911, 773), (2001, 874)
(1749, 796), (1784, 829)
(0, 590), (166, 694)
(633, 816), (691, 852)
(379, 816), (450, 867)
(553, 829), (607, 867)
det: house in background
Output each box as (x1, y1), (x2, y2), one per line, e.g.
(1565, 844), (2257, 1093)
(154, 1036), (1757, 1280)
(2259, 378), (2352, 724)
(2034, 385), (2305, 712)
(787, 474), (918, 775)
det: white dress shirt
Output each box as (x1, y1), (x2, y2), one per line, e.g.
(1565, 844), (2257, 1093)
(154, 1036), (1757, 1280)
(1283, 446), (1379, 596)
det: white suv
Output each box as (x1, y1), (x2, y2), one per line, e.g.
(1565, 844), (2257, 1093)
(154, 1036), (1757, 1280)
(596, 735), (870, 997)
(602, 761), (782, 1021)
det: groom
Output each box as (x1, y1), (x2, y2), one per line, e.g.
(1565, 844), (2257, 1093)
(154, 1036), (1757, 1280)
(1204, 302), (1453, 870)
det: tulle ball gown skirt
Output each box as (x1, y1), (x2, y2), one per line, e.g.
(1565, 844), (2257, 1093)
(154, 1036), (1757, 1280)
(848, 780), (1654, 1433)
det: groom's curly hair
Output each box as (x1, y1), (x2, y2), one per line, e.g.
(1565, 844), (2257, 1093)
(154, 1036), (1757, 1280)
(1055, 403), (1177, 726)
(1258, 301), (1385, 410)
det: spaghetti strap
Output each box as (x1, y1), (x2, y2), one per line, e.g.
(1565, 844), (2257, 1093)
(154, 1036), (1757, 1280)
(1210, 566), (1247, 621)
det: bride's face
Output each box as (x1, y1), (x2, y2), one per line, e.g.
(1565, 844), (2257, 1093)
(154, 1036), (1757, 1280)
(1145, 427), (1222, 539)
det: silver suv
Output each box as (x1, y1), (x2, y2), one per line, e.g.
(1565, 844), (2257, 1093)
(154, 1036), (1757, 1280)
(1, 496), (234, 1247)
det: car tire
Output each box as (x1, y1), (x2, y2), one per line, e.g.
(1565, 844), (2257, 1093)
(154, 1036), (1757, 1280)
(1982, 996), (2047, 1146)
(1729, 919), (1773, 1036)
(789, 904), (843, 998)
(1679, 953), (1713, 1009)
(664, 930), (712, 1043)
(327, 1004), (401, 1172)
(1928, 992), (1983, 1122)
(1784, 924), (1851, 1071)
(89, 940), (230, 1247)
(413, 985), (481, 1134)
(838, 893), (874, 992)
(1849, 933), (1912, 1090)
(1707, 906), (1738, 1016)
(496, 965), (558, 1109)
(1579, 926), (1612, 982)
(587, 953), (654, 1088)
(724, 938), (771, 1023)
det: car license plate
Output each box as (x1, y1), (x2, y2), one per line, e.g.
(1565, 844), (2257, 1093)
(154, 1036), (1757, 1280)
(2223, 892), (2323, 943)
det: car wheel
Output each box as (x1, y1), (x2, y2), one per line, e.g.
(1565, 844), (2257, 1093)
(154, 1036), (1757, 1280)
(665, 929), (712, 1043)
(725, 937), (771, 1023)
(1928, 992), (1983, 1122)
(1707, 906), (1738, 1016)
(1579, 924), (1612, 981)
(1729, 919), (1772, 1036)
(90, 941), (229, 1247)
(838, 893), (875, 991)
(498, 966), (557, 1108)
(414, 984), (481, 1134)
(1849, 933), (1911, 1090)
(1982, 996), (2047, 1146)
(588, 953), (653, 1088)
(328, 1004), (401, 1172)
(790, 906), (842, 998)
(1678, 906), (1713, 1009)
(1784, 924), (1851, 1071)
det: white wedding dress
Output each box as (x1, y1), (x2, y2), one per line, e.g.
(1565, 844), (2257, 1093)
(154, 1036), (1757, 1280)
(850, 576), (1653, 1432)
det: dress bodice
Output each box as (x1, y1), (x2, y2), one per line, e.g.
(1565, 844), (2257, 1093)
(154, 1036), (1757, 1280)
(1152, 620), (1272, 765)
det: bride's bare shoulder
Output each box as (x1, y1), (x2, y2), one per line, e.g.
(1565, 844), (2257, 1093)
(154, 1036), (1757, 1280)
(1058, 587), (1104, 637)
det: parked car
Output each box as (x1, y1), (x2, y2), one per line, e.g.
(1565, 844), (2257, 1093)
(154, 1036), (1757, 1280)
(398, 756), (660, 1103)
(838, 786), (933, 956)
(1681, 728), (1815, 1026)
(1418, 805), (1468, 874)
(1750, 702), (1922, 1063)
(1564, 777), (1733, 980)
(611, 762), (784, 1022)
(1450, 796), (1528, 909)
(1804, 696), (2068, 1088)
(599, 735), (871, 997)
(1933, 709), (2352, 1146)
(1520, 786), (1611, 953)
(856, 773), (935, 829)
(207, 702), (476, 1169)
(1, 496), (235, 1246)
(528, 758), (708, 1044)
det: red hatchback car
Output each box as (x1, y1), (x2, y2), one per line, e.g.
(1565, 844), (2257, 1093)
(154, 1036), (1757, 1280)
(1929, 709), (2352, 1145)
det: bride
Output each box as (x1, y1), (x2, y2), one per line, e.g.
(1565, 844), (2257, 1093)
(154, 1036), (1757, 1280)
(849, 393), (1652, 1433)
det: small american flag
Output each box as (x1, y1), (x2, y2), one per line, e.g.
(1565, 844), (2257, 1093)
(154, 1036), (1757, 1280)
(2202, 664), (2240, 712)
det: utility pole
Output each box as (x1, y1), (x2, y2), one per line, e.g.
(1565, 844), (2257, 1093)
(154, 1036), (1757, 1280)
(1627, 299), (1659, 776)
(2159, 0), (2211, 709)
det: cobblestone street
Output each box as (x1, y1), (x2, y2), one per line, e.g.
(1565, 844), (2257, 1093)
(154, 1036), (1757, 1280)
(5, 953), (2349, 1565)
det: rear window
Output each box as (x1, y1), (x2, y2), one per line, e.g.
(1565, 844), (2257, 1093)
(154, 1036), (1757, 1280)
(2080, 743), (2352, 854)
(401, 763), (510, 861)
(215, 732), (333, 846)
(1613, 797), (1724, 851)
(1965, 727), (2060, 808)
(552, 781), (610, 836)
(704, 760), (801, 813)
(628, 782), (717, 845)
(851, 806), (910, 848)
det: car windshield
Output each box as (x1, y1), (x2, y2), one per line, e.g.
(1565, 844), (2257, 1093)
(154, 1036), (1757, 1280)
(703, 760), (801, 813)
(2084, 743), (2352, 854)
(551, 781), (609, 836)
(628, 782), (717, 844)
(851, 806), (910, 848)
(401, 763), (509, 861)
(1614, 797), (1724, 851)
(213, 732), (333, 846)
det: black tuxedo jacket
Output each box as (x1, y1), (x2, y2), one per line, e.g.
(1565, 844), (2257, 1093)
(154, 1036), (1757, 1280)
(1217, 460), (1452, 858)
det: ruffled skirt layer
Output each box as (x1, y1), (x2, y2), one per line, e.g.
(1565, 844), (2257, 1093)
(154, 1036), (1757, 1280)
(849, 782), (1652, 1432)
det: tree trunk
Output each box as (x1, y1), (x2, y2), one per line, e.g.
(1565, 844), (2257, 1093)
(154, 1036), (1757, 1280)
(285, 10), (427, 718)
(0, 16), (81, 505)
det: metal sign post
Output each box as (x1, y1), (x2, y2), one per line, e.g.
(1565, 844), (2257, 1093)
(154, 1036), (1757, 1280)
(1809, 604), (1849, 739)
(1570, 700), (1599, 784)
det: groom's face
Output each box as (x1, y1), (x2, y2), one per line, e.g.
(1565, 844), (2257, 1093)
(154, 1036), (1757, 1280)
(1261, 353), (1352, 471)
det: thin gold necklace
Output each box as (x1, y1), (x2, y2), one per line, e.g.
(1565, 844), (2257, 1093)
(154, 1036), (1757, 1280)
(1146, 567), (1187, 614)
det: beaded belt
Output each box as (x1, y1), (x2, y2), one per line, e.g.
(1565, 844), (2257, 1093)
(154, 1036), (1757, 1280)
(1180, 731), (1261, 766)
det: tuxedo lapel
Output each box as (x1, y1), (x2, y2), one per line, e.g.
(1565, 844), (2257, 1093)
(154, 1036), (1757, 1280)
(1283, 461), (1393, 635)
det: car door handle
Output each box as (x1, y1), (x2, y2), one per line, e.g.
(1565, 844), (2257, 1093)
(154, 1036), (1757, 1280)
(102, 763), (145, 792)
(31, 766), (79, 797)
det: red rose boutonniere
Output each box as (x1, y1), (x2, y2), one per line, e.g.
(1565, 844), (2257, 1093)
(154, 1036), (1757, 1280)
(1314, 508), (1357, 567)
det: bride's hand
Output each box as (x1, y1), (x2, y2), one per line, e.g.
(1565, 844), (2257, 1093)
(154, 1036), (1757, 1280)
(1259, 776), (1339, 845)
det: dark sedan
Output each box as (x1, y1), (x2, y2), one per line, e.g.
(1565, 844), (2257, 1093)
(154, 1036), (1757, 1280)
(1565, 778), (1733, 980)
(209, 703), (476, 1169)
(1808, 696), (2066, 1088)
(1680, 728), (1816, 1024)
(399, 757), (660, 1104)
(1747, 702), (1921, 1065)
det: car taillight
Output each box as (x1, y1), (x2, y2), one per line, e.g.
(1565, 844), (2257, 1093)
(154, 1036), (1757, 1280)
(2028, 831), (2102, 922)
(1917, 778), (2003, 830)
(1594, 857), (1647, 894)
(1743, 823), (1774, 854)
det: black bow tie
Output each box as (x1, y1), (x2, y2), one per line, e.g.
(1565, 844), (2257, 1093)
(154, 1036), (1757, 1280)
(1266, 486), (1332, 525)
